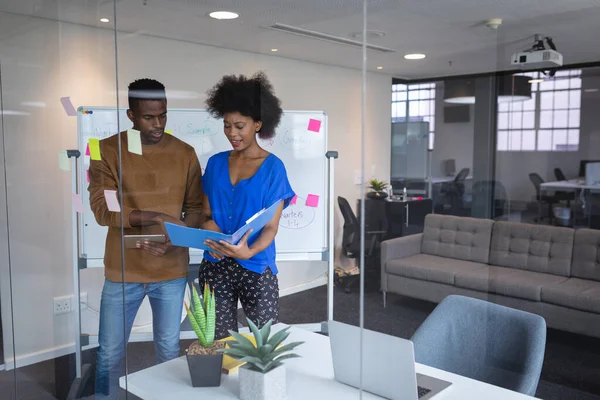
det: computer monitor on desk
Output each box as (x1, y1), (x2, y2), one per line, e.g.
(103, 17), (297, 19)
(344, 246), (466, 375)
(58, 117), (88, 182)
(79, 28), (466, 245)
(579, 160), (600, 177)
(585, 162), (600, 186)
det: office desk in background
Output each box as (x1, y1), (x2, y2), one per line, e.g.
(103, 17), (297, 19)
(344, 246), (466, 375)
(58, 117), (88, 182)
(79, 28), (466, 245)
(540, 179), (600, 227)
(119, 325), (540, 400)
(359, 198), (433, 240)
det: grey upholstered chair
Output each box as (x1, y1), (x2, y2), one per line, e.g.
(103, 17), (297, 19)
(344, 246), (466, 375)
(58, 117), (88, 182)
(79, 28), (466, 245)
(411, 295), (546, 396)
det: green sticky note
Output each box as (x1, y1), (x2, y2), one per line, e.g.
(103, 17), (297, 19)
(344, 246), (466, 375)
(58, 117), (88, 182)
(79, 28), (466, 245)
(89, 138), (101, 161)
(58, 150), (70, 171)
(165, 129), (172, 135)
(127, 129), (142, 155)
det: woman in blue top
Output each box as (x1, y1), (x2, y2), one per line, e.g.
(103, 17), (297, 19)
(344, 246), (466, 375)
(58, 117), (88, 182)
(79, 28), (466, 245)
(200, 72), (295, 339)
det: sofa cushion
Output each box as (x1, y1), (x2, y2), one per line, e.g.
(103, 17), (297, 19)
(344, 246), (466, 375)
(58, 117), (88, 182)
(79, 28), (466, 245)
(542, 278), (600, 314)
(386, 254), (487, 285)
(421, 214), (494, 264)
(455, 266), (568, 301)
(571, 229), (600, 282)
(489, 222), (573, 277)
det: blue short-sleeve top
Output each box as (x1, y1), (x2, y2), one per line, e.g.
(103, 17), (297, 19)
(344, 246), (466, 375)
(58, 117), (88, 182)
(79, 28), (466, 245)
(201, 151), (295, 274)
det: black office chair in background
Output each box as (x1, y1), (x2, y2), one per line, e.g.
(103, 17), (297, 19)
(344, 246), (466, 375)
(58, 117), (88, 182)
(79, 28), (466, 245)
(554, 168), (567, 181)
(437, 168), (470, 215)
(337, 196), (386, 293)
(529, 173), (565, 224)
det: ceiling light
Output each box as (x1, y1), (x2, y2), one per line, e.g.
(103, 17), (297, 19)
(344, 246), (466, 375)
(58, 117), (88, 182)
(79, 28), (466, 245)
(404, 53), (426, 60)
(528, 79), (544, 84)
(377, 66), (383, 70)
(444, 76), (532, 104)
(100, 18), (110, 23)
(271, 48), (278, 52)
(585, 88), (599, 93)
(209, 11), (239, 20)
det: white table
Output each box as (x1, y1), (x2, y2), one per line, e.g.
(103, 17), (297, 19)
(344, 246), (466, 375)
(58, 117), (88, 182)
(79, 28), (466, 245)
(539, 179), (600, 226)
(119, 325), (539, 400)
(428, 176), (473, 185)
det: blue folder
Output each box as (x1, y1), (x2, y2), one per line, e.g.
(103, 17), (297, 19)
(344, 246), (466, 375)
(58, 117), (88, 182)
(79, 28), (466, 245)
(165, 200), (281, 251)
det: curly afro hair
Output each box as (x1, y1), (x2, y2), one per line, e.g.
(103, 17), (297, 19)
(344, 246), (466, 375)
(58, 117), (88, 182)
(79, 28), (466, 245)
(205, 72), (283, 139)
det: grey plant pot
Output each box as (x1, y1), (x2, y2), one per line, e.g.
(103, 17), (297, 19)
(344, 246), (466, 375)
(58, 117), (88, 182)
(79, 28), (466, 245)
(186, 353), (223, 387)
(239, 364), (286, 400)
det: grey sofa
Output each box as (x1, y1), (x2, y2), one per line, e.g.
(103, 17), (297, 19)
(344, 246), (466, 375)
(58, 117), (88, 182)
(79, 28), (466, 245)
(381, 214), (600, 338)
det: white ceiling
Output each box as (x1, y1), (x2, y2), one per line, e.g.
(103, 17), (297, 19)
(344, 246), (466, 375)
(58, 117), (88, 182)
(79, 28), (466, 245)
(1, 0), (600, 79)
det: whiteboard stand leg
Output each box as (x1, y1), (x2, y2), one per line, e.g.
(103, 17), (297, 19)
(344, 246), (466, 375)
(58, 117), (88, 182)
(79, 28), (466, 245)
(66, 149), (92, 399)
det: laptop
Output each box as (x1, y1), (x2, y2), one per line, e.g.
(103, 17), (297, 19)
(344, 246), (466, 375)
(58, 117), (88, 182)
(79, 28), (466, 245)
(328, 320), (452, 400)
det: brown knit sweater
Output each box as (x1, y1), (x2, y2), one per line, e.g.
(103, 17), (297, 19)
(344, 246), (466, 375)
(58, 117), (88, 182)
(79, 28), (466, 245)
(88, 132), (203, 283)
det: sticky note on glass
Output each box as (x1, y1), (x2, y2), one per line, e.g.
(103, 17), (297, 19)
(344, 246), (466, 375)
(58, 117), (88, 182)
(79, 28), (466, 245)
(127, 129), (142, 155)
(60, 97), (77, 116)
(89, 138), (101, 161)
(85, 143), (90, 156)
(72, 193), (85, 214)
(104, 190), (121, 212)
(58, 150), (70, 171)
(290, 195), (298, 205)
(308, 119), (321, 133)
(305, 194), (319, 208)
(165, 129), (172, 135)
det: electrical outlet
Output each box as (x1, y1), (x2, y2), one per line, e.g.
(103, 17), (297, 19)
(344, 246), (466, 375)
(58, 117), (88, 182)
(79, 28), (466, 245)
(54, 296), (71, 315)
(354, 170), (363, 185)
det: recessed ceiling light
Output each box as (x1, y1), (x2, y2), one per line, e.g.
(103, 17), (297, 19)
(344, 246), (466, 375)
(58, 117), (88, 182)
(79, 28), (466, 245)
(377, 66), (383, 70)
(404, 53), (426, 60)
(271, 48), (278, 52)
(528, 79), (544, 84)
(209, 11), (239, 20)
(585, 88), (599, 93)
(100, 18), (110, 23)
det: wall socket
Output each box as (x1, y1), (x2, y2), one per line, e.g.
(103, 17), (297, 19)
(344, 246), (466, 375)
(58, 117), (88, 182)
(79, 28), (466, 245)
(53, 296), (71, 315)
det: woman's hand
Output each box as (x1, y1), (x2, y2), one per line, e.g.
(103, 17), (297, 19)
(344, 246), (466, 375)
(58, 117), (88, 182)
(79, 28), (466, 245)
(204, 230), (254, 260)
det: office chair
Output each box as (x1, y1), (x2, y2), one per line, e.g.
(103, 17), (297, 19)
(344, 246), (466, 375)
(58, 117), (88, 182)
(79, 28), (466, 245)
(554, 168), (566, 181)
(553, 168), (575, 208)
(411, 295), (546, 397)
(337, 196), (386, 293)
(437, 168), (470, 215)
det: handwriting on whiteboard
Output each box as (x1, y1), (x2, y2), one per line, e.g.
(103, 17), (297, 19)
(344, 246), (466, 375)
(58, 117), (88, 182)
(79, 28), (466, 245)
(280, 129), (311, 150)
(279, 202), (315, 230)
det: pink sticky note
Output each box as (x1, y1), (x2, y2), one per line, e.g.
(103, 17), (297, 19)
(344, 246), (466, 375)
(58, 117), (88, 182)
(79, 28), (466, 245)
(72, 193), (85, 214)
(307, 119), (321, 133)
(85, 143), (90, 156)
(290, 195), (298, 205)
(86, 170), (90, 183)
(60, 97), (77, 116)
(104, 190), (121, 212)
(305, 194), (319, 208)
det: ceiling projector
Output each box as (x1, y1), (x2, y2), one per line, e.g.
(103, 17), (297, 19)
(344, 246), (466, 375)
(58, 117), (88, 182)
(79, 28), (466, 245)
(511, 34), (563, 68)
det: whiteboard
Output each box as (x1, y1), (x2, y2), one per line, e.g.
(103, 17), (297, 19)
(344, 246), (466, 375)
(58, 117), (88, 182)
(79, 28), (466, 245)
(77, 107), (328, 265)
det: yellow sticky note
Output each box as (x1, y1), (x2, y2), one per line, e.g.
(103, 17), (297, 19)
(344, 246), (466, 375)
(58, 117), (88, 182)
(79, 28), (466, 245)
(127, 129), (142, 155)
(89, 138), (101, 161)
(58, 150), (70, 171)
(165, 129), (172, 135)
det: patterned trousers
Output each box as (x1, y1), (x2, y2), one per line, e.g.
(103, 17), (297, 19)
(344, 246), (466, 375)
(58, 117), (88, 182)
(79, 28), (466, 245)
(198, 257), (279, 339)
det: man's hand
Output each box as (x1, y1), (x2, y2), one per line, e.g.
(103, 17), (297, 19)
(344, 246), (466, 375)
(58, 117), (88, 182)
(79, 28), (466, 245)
(205, 230), (254, 260)
(137, 239), (173, 257)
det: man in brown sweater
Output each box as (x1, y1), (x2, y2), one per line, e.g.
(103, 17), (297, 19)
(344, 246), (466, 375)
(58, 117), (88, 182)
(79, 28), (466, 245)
(88, 79), (203, 398)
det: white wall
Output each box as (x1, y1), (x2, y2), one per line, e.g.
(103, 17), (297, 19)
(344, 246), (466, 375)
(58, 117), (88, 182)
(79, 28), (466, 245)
(0, 14), (391, 366)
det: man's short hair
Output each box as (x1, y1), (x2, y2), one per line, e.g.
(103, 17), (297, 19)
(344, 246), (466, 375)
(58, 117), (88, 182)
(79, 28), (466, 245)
(128, 79), (166, 111)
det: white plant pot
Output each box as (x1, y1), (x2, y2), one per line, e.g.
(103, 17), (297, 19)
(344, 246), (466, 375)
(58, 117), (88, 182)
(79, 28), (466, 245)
(239, 364), (286, 400)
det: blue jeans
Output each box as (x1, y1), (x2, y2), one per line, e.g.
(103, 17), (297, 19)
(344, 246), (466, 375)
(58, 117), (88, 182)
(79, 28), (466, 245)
(94, 277), (187, 398)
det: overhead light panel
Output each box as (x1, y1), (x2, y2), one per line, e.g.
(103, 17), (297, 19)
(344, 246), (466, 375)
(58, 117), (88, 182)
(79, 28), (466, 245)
(209, 11), (239, 20)
(271, 48), (278, 52)
(528, 79), (544, 83)
(263, 23), (396, 53)
(100, 18), (110, 23)
(377, 66), (383, 70)
(404, 53), (426, 60)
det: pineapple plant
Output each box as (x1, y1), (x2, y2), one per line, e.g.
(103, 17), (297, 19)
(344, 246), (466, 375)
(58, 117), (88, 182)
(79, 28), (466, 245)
(367, 178), (389, 199)
(219, 318), (304, 400)
(184, 282), (225, 387)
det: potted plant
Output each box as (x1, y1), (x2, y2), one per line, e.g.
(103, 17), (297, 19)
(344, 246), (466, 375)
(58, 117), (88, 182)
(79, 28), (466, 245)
(219, 318), (304, 400)
(367, 178), (389, 200)
(185, 283), (225, 387)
